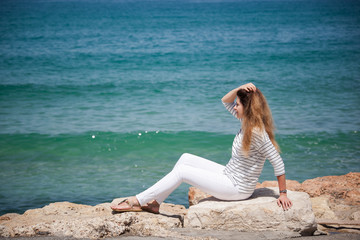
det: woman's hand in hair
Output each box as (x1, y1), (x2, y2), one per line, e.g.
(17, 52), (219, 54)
(239, 82), (256, 92)
(277, 195), (293, 211)
(222, 82), (256, 103)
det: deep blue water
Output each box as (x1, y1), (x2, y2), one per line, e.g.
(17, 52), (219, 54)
(0, 0), (359, 215)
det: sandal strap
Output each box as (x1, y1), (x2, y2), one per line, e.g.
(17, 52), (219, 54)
(119, 198), (140, 208)
(118, 198), (133, 207)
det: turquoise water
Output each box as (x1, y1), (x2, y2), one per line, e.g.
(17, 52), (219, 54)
(0, 0), (359, 215)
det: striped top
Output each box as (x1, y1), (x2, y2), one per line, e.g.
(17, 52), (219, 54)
(222, 101), (285, 195)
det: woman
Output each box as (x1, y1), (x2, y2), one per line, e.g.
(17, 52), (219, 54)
(111, 83), (293, 214)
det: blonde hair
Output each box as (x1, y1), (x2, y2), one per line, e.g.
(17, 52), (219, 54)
(237, 88), (280, 156)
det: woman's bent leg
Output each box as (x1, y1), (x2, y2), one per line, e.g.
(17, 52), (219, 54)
(173, 153), (225, 173)
(136, 154), (250, 206)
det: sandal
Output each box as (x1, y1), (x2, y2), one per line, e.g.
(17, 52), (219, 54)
(111, 198), (143, 212)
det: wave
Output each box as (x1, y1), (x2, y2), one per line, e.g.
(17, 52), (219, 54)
(1, 130), (358, 165)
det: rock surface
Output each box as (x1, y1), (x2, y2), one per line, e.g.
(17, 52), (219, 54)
(2, 173), (359, 239)
(189, 172), (360, 235)
(189, 187), (212, 206)
(258, 172), (360, 221)
(256, 172), (360, 221)
(301, 172), (360, 206)
(254, 172), (360, 207)
(0, 200), (186, 239)
(309, 196), (337, 220)
(1, 191), (318, 239)
(186, 187), (317, 236)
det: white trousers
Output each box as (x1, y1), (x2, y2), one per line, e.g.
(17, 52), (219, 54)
(136, 153), (252, 206)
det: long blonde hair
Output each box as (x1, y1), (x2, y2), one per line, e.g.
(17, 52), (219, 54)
(237, 88), (280, 156)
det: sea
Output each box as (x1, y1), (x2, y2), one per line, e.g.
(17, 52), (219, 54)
(0, 0), (359, 215)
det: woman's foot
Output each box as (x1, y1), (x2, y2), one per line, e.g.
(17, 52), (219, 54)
(111, 196), (142, 212)
(141, 200), (160, 214)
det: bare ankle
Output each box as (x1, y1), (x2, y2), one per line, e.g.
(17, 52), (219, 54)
(141, 200), (160, 214)
(148, 200), (159, 206)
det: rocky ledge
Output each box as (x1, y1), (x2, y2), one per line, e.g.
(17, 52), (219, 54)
(189, 172), (360, 234)
(0, 199), (187, 239)
(1, 172), (359, 239)
(187, 187), (316, 236)
(0, 190), (315, 239)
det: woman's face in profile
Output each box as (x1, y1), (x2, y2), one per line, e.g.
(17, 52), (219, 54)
(234, 98), (244, 119)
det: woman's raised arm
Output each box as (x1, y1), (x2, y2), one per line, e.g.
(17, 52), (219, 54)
(221, 83), (256, 103)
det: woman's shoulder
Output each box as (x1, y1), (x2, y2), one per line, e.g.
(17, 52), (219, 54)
(251, 127), (270, 143)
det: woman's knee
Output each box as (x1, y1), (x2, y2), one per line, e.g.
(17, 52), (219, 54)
(180, 153), (193, 160)
(176, 153), (193, 165)
(174, 153), (187, 169)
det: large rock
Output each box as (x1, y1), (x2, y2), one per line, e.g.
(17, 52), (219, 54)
(257, 173), (360, 221)
(302, 172), (360, 224)
(0, 200), (186, 239)
(188, 173), (360, 234)
(309, 196), (336, 220)
(301, 172), (360, 206)
(186, 187), (317, 236)
(253, 173), (360, 207)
